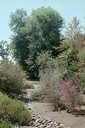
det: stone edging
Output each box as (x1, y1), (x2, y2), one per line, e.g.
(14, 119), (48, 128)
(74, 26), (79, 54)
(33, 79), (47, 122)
(24, 103), (70, 128)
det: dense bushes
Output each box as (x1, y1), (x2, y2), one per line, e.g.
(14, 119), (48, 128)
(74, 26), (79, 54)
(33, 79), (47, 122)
(0, 92), (31, 125)
(0, 62), (31, 126)
(0, 61), (26, 98)
(37, 18), (85, 112)
(40, 67), (83, 110)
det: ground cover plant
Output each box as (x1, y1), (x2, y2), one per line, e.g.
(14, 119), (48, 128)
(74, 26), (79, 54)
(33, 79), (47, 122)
(0, 92), (31, 126)
(0, 119), (13, 128)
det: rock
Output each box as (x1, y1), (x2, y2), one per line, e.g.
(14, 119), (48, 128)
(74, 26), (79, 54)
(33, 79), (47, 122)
(57, 123), (65, 128)
(73, 106), (85, 115)
(17, 92), (70, 128)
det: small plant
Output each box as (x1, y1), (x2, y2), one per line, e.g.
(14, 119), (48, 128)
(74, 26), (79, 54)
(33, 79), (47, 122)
(31, 90), (44, 102)
(0, 119), (13, 128)
(23, 80), (34, 89)
(76, 94), (85, 106)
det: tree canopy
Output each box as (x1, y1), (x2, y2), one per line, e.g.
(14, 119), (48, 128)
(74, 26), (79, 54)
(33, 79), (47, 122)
(9, 7), (63, 79)
(9, 8), (27, 34)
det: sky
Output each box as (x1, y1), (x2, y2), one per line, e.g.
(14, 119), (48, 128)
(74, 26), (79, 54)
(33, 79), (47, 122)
(0, 0), (85, 42)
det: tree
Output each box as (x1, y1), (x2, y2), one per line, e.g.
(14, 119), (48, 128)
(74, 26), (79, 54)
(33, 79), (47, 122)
(9, 7), (63, 79)
(58, 17), (83, 78)
(57, 17), (85, 94)
(9, 8), (27, 34)
(65, 17), (81, 41)
(9, 9), (29, 75)
(0, 41), (11, 61)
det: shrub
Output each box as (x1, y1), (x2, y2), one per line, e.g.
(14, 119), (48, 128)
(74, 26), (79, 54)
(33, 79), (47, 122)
(0, 119), (13, 128)
(59, 78), (81, 109)
(23, 80), (34, 89)
(0, 61), (26, 98)
(79, 48), (85, 63)
(37, 52), (63, 110)
(40, 67), (83, 111)
(0, 92), (31, 125)
(75, 68), (85, 94)
(37, 51), (57, 75)
(40, 67), (63, 110)
(31, 90), (44, 102)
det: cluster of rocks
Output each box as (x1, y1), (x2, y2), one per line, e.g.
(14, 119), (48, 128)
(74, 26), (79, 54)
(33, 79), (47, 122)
(15, 112), (69, 128)
(15, 92), (70, 128)
(15, 103), (70, 128)
(29, 113), (69, 128)
(21, 103), (69, 128)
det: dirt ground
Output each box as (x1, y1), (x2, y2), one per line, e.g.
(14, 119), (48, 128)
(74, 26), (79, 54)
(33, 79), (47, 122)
(31, 102), (85, 128)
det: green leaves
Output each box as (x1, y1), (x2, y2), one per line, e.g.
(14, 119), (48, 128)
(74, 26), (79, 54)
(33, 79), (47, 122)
(10, 7), (63, 79)
(9, 8), (27, 34)
(0, 41), (11, 60)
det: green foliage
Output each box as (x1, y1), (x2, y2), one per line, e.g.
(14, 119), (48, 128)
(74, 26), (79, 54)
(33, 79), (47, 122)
(65, 16), (81, 40)
(57, 49), (79, 78)
(31, 90), (44, 102)
(9, 8), (27, 33)
(37, 51), (62, 110)
(57, 17), (85, 94)
(37, 52), (52, 69)
(79, 48), (85, 62)
(0, 41), (11, 60)
(0, 119), (13, 128)
(40, 67), (63, 110)
(37, 51), (58, 75)
(76, 95), (85, 106)
(57, 17), (83, 78)
(75, 67), (85, 94)
(0, 92), (31, 125)
(37, 52), (57, 70)
(23, 80), (34, 89)
(0, 61), (26, 98)
(10, 7), (63, 79)
(39, 17), (85, 111)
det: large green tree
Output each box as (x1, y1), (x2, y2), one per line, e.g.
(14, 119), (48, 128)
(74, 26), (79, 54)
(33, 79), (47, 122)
(10, 9), (29, 72)
(9, 7), (63, 79)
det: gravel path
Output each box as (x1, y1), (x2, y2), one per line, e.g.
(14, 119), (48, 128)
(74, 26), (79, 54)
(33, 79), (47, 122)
(21, 81), (85, 128)
(31, 102), (85, 128)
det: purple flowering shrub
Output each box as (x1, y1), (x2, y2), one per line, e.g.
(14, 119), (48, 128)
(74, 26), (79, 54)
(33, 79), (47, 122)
(59, 78), (80, 109)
